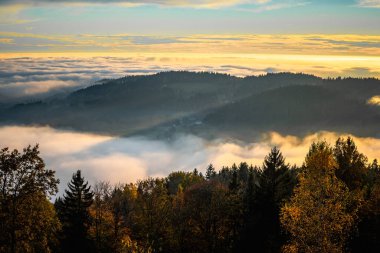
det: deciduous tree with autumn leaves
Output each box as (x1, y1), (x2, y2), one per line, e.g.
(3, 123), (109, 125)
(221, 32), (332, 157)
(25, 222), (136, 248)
(1, 137), (379, 253)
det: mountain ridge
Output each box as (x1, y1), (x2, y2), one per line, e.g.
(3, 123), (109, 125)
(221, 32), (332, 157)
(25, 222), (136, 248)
(1, 71), (379, 141)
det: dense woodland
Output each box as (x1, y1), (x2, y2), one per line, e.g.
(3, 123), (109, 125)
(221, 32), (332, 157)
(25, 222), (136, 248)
(0, 137), (380, 253)
(1, 72), (380, 140)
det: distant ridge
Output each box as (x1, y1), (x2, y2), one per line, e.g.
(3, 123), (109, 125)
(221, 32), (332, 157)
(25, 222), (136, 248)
(1, 71), (379, 140)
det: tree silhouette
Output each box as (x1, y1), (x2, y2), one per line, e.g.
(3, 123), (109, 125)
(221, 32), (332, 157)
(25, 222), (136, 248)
(248, 147), (294, 253)
(58, 170), (94, 253)
(334, 137), (368, 191)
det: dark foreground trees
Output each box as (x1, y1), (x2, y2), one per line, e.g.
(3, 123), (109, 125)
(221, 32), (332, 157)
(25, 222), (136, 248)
(249, 147), (295, 252)
(0, 145), (60, 253)
(1, 136), (380, 253)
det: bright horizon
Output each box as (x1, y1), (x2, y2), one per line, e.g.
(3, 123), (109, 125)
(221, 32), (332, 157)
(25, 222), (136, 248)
(1, 1), (380, 77)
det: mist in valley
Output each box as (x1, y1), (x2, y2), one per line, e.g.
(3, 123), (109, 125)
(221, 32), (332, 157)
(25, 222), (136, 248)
(1, 125), (379, 194)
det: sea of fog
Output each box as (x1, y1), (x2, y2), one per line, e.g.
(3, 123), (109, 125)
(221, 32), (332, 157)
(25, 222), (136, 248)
(1, 125), (379, 195)
(2, 56), (379, 102)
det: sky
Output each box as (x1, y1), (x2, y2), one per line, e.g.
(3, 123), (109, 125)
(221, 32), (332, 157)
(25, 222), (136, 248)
(1, 1), (380, 190)
(0, 0), (379, 54)
(0, 0), (379, 94)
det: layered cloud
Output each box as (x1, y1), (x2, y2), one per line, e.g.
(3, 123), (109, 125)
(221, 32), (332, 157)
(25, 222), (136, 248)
(1, 52), (380, 101)
(1, 33), (380, 56)
(0, 125), (379, 194)
(0, 0), (270, 8)
(358, 0), (380, 8)
(367, 95), (380, 105)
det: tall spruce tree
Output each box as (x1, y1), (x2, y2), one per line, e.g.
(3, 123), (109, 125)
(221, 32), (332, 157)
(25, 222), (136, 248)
(205, 164), (217, 180)
(334, 137), (368, 191)
(58, 170), (94, 253)
(250, 147), (295, 252)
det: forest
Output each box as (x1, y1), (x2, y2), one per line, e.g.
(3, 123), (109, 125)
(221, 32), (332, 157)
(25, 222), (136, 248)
(0, 136), (379, 253)
(2, 72), (380, 140)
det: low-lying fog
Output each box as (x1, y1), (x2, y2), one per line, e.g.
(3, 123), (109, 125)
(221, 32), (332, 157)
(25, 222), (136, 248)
(1, 125), (379, 194)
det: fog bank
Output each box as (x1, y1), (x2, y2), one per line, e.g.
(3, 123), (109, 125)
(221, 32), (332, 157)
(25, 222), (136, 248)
(0, 125), (379, 194)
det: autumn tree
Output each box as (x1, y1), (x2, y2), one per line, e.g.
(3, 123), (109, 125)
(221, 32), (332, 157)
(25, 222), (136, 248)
(89, 181), (114, 252)
(166, 170), (204, 195)
(334, 137), (368, 191)
(134, 178), (171, 252)
(0, 145), (60, 253)
(89, 182), (140, 253)
(281, 142), (359, 253)
(182, 180), (236, 253)
(57, 170), (94, 253)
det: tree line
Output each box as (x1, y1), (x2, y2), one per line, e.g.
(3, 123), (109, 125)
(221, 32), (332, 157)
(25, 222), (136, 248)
(0, 137), (379, 253)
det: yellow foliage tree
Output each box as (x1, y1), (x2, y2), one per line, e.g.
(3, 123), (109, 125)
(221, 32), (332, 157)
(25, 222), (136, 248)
(280, 142), (360, 253)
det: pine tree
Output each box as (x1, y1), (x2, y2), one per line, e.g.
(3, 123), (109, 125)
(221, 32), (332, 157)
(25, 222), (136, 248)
(58, 170), (94, 253)
(205, 164), (216, 180)
(250, 147), (295, 252)
(334, 137), (368, 191)
(229, 164), (239, 192)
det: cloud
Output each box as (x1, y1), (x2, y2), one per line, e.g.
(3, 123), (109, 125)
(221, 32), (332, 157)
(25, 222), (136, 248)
(357, 0), (380, 8)
(367, 95), (380, 105)
(0, 80), (79, 96)
(236, 1), (309, 13)
(309, 37), (380, 49)
(0, 0), (271, 8)
(0, 125), (379, 195)
(2, 33), (380, 58)
(220, 65), (278, 74)
(0, 4), (34, 25)
(1, 52), (380, 101)
(0, 56), (280, 100)
(124, 36), (189, 45)
(0, 38), (13, 44)
(0, 56), (169, 100)
(345, 67), (380, 78)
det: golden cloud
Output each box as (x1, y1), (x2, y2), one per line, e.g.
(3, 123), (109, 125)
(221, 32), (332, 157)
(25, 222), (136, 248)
(367, 95), (380, 105)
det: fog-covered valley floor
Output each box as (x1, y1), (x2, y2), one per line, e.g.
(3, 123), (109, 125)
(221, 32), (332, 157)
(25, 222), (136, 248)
(1, 125), (379, 194)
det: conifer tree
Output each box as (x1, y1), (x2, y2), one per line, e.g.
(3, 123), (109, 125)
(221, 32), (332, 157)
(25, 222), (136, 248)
(58, 170), (94, 253)
(334, 137), (368, 191)
(249, 147), (294, 252)
(206, 164), (217, 180)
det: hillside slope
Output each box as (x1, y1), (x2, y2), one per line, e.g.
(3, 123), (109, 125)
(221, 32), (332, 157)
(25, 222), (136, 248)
(1, 71), (379, 140)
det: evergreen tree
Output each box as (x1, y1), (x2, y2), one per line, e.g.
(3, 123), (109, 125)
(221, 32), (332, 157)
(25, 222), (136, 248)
(205, 164), (217, 180)
(229, 164), (239, 192)
(249, 147), (294, 252)
(58, 170), (94, 253)
(234, 167), (258, 252)
(334, 137), (368, 191)
(351, 159), (380, 252)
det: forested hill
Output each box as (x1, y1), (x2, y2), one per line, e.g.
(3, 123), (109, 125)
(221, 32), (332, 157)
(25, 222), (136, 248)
(1, 71), (379, 140)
